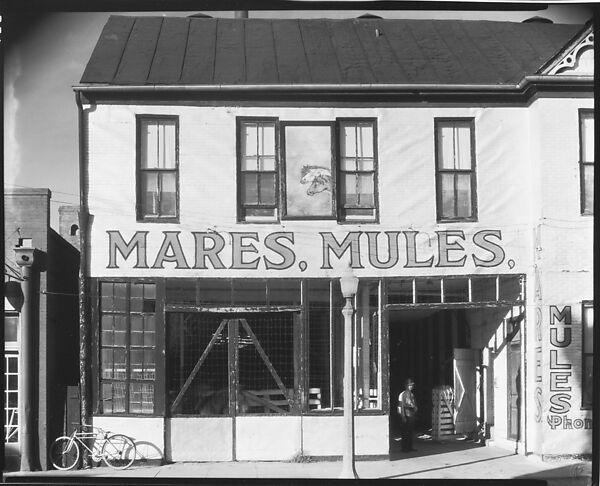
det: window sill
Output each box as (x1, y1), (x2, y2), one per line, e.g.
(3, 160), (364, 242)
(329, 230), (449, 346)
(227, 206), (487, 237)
(437, 217), (478, 224)
(137, 217), (180, 224)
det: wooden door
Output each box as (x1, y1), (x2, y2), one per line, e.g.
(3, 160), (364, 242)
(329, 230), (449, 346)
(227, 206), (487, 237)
(453, 348), (478, 434)
(507, 330), (521, 441)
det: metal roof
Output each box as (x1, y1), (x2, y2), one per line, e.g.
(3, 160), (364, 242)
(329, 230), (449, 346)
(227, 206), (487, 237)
(80, 16), (584, 87)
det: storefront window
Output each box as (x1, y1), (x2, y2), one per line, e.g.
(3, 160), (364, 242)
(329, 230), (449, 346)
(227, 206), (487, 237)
(100, 282), (157, 414)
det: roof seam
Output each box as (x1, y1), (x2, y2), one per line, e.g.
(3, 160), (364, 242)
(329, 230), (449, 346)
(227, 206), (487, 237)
(324, 19), (344, 83)
(351, 21), (378, 83)
(297, 19), (314, 84)
(177, 19), (192, 84)
(147, 17), (165, 84)
(112, 17), (136, 83)
(376, 19), (411, 83)
(269, 20), (281, 84)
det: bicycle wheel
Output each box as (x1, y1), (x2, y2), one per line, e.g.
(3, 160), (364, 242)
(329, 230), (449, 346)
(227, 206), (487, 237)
(50, 436), (80, 470)
(101, 434), (136, 469)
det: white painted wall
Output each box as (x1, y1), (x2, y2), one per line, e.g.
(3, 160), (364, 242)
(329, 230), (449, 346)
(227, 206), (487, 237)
(235, 416), (302, 460)
(92, 415), (164, 461)
(167, 417), (233, 462)
(86, 105), (532, 279)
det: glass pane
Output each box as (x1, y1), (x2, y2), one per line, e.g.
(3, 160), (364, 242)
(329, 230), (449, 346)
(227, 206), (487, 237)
(583, 305), (593, 353)
(233, 279), (267, 305)
(141, 119), (176, 169)
(583, 164), (594, 213)
(259, 156), (276, 171)
(440, 173), (455, 218)
(144, 350), (156, 380)
(196, 279), (232, 305)
(243, 123), (258, 156)
(242, 155), (258, 171)
(101, 283), (113, 311)
(145, 315), (156, 332)
(142, 383), (155, 414)
(357, 174), (374, 207)
(129, 383), (142, 414)
(144, 284), (156, 300)
(284, 124), (334, 217)
(268, 279), (301, 305)
(259, 173), (276, 205)
(499, 275), (522, 301)
(444, 277), (469, 303)
(141, 172), (159, 216)
(471, 276), (497, 301)
(113, 349), (127, 380)
(102, 383), (113, 413)
(144, 330), (155, 347)
(456, 173), (472, 218)
(159, 172), (177, 216)
(113, 382), (126, 413)
(258, 123), (275, 156)
(4, 315), (18, 342)
(131, 283), (143, 299)
(242, 173), (258, 205)
(114, 314), (127, 331)
(131, 315), (143, 334)
(101, 315), (114, 332)
(581, 112), (594, 162)
(415, 278), (441, 303)
(114, 330), (126, 347)
(131, 330), (143, 346)
(342, 173), (358, 206)
(131, 350), (143, 379)
(102, 329), (114, 347)
(114, 284), (127, 311)
(387, 279), (413, 304)
(341, 157), (357, 171)
(358, 158), (374, 171)
(357, 124), (374, 157)
(101, 348), (113, 379)
(341, 124), (357, 157)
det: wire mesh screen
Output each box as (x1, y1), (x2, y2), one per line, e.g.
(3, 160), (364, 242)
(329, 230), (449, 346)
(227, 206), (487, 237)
(167, 313), (230, 415)
(237, 313), (295, 414)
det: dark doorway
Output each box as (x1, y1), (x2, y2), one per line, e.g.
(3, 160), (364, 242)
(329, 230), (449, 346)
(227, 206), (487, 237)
(388, 309), (470, 446)
(507, 328), (521, 441)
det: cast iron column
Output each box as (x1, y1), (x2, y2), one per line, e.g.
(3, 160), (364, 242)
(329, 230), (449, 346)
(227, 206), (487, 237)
(339, 296), (358, 479)
(14, 246), (39, 471)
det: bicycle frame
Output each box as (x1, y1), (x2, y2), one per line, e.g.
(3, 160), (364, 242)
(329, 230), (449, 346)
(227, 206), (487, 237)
(69, 426), (110, 461)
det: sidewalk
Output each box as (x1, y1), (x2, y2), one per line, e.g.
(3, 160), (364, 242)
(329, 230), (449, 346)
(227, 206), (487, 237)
(4, 439), (592, 485)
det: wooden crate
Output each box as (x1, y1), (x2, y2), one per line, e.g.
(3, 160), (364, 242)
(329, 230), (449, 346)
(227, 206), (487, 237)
(432, 385), (454, 440)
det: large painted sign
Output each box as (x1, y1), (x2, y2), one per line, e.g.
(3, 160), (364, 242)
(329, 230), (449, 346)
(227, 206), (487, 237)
(104, 228), (513, 275)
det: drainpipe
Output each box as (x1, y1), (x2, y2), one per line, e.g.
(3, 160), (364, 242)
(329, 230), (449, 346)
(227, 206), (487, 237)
(14, 245), (41, 471)
(76, 91), (92, 467)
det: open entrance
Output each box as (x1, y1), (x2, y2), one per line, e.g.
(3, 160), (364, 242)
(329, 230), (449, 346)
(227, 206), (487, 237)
(388, 304), (522, 456)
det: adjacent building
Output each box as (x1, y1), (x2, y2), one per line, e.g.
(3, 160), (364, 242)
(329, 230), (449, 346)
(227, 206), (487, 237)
(4, 189), (80, 470)
(73, 15), (594, 462)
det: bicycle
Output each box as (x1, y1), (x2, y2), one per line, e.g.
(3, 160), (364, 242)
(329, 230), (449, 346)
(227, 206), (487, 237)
(49, 425), (137, 470)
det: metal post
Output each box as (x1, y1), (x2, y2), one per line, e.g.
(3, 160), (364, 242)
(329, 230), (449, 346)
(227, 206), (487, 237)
(339, 296), (358, 479)
(14, 247), (39, 471)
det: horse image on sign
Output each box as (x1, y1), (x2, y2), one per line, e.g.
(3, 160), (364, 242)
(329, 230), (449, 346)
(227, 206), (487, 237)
(300, 165), (332, 196)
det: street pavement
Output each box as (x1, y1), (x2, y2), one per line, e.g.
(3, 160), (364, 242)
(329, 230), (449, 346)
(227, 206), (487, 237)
(3, 435), (592, 484)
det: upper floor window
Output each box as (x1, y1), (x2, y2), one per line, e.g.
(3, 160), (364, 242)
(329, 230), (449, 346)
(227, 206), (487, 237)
(237, 117), (378, 223)
(238, 119), (278, 222)
(582, 301), (593, 408)
(137, 116), (179, 222)
(434, 119), (477, 222)
(339, 120), (377, 221)
(579, 110), (594, 215)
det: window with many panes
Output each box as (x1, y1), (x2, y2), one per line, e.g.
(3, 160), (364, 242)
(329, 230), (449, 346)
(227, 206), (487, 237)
(238, 118), (278, 221)
(237, 118), (378, 223)
(100, 282), (157, 414)
(435, 119), (477, 221)
(339, 120), (377, 221)
(579, 110), (594, 215)
(137, 116), (178, 222)
(582, 301), (593, 408)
